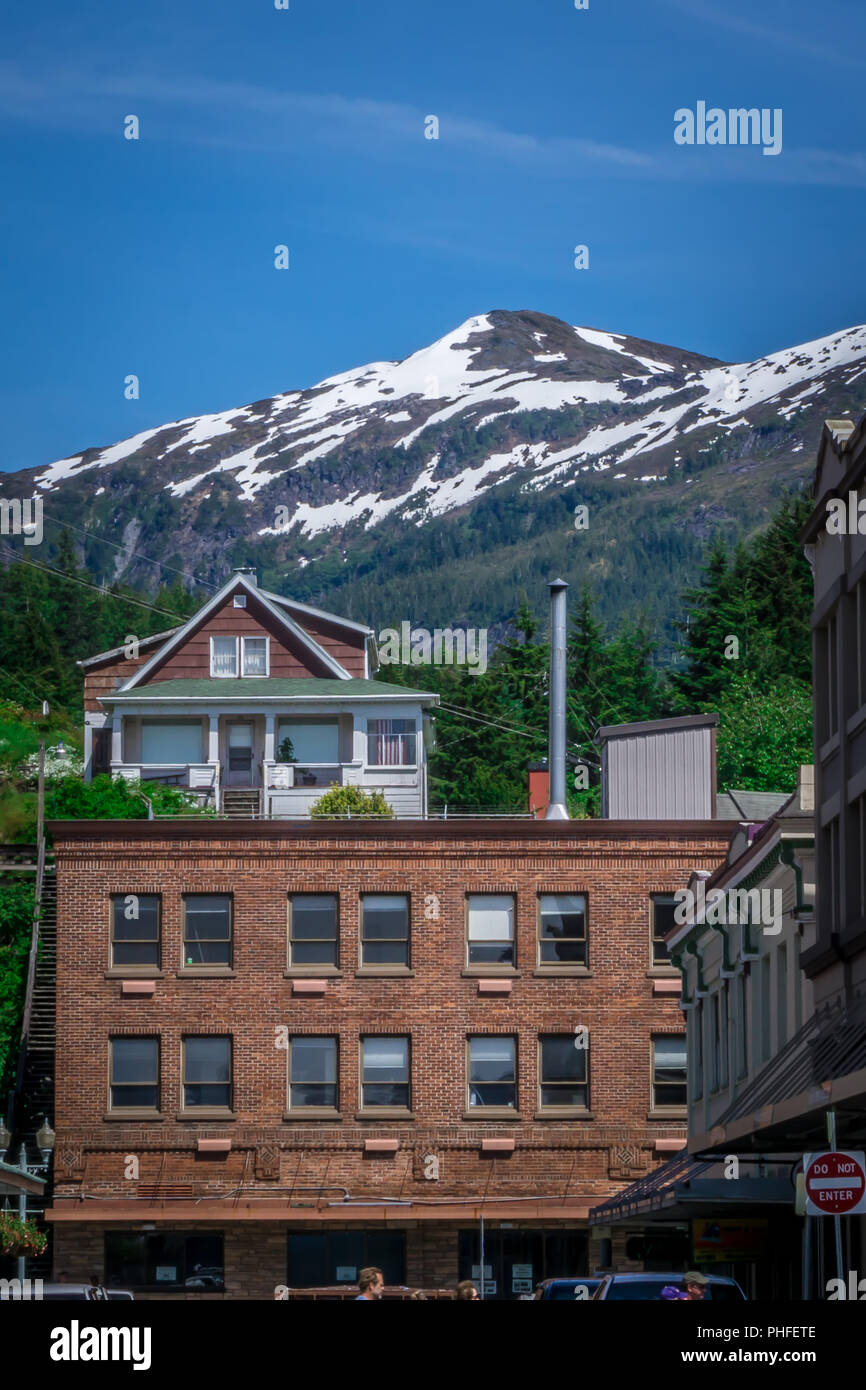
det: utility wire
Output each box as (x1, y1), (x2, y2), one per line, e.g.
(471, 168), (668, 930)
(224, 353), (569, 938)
(0, 547), (190, 622)
(38, 510), (217, 593)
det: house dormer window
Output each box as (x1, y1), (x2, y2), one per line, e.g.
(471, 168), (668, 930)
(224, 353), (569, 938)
(210, 635), (270, 677)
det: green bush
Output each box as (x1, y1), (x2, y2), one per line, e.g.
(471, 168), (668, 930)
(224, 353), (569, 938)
(46, 773), (210, 819)
(309, 785), (394, 818)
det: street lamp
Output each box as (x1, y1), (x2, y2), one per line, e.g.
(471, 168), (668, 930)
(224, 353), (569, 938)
(36, 1118), (55, 1167)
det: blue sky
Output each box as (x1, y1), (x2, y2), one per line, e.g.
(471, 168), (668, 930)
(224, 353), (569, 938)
(1, 0), (865, 471)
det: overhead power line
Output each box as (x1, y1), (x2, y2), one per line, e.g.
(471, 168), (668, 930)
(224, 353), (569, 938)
(39, 511), (217, 593)
(0, 547), (190, 622)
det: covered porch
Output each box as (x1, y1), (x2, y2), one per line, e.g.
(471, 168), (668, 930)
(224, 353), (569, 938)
(96, 703), (425, 816)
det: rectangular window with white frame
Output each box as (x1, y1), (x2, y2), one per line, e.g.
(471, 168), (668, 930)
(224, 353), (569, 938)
(367, 718), (416, 766)
(211, 635), (238, 677)
(242, 635), (268, 675)
(210, 634), (269, 676)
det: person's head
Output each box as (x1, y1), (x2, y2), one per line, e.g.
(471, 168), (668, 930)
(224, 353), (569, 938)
(409, 1289), (428, 1300)
(683, 1271), (708, 1300)
(455, 1280), (480, 1301)
(358, 1267), (384, 1299)
(660, 1284), (686, 1300)
(89, 1271), (101, 1287)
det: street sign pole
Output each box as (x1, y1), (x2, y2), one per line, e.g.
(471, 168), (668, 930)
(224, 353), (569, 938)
(802, 1211), (811, 1302)
(827, 1111), (844, 1288)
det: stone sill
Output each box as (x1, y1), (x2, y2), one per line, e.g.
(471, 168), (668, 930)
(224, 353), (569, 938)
(282, 1110), (342, 1122)
(175, 1110), (238, 1122)
(104, 968), (164, 979)
(177, 968), (236, 978)
(353, 1109), (415, 1121)
(461, 1110), (521, 1122)
(532, 967), (592, 978)
(461, 967), (520, 978)
(646, 1109), (688, 1121)
(103, 1111), (165, 1122)
(354, 967), (415, 978)
(533, 1109), (594, 1120)
(646, 967), (681, 980)
(284, 967), (343, 978)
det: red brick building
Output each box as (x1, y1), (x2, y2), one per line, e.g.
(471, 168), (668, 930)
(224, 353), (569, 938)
(46, 815), (733, 1298)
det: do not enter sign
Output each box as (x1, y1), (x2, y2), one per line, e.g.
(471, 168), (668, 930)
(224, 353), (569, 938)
(804, 1151), (866, 1216)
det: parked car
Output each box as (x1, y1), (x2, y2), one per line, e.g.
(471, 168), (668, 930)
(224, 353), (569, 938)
(534, 1277), (603, 1300)
(0, 1283), (134, 1300)
(591, 1273), (746, 1301)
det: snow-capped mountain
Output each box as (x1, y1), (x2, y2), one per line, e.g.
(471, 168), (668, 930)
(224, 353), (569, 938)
(4, 309), (865, 633)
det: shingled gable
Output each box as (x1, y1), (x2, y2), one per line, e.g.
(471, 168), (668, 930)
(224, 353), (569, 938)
(116, 573), (353, 691)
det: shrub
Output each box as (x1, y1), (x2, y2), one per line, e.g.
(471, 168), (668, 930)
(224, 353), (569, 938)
(46, 774), (210, 819)
(309, 785), (394, 818)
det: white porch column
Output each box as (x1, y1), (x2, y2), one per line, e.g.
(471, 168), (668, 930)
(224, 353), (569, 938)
(208, 714), (219, 763)
(264, 713), (275, 762)
(83, 721), (93, 781)
(111, 712), (123, 763)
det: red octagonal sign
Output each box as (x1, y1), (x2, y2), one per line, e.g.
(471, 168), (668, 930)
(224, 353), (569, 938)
(804, 1151), (866, 1216)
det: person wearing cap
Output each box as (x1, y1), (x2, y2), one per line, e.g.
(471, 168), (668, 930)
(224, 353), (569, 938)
(660, 1284), (687, 1300)
(683, 1270), (708, 1300)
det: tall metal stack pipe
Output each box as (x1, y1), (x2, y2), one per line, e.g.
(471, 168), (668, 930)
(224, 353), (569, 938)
(544, 578), (570, 820)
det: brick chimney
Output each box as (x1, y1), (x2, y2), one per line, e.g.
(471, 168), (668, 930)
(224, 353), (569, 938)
(527, 760), (549, 818)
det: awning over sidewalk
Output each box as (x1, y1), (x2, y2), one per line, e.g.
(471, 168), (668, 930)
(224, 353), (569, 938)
(589, 1149), (709, 1225)
(588, 1149), (793, 1226)
(692, 990), (866, 1155)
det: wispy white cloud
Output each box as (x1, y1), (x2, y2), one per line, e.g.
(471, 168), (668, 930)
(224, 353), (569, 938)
(663, 0), (866, 68)
(1, 59), (864, 188)
(0, 62), (652, 173)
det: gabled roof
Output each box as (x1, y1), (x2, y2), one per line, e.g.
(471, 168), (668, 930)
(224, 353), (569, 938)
(104, 677), (438, 703)
(77, 627), (182, 670)
(116, 573), (352, 691)
(714, 789), (790, 820)
(260, 589), (374, 637)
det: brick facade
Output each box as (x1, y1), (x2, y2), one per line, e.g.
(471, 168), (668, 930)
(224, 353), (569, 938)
(47, 817), (732, 1297)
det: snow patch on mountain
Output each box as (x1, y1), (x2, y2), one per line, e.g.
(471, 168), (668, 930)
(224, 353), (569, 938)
(28, 314), (866, 550)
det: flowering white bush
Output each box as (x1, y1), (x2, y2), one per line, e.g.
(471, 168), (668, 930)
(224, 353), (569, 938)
(19, 748), (84, 781)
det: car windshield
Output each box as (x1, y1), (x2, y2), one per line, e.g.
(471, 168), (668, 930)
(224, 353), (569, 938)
(607, 1279), (685, 1300)
(606, 1278), (739, 1301)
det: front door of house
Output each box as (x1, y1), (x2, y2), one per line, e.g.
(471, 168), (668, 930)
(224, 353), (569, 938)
(225, 721), (255, 786)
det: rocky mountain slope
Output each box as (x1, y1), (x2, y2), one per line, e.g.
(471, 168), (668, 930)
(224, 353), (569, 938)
(4, 309), (865, 647)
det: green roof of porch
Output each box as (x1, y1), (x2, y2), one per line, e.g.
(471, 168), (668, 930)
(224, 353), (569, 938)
(104, 677), (437, 702)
